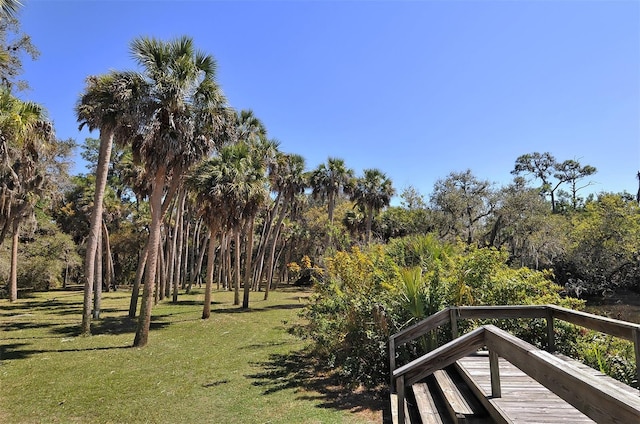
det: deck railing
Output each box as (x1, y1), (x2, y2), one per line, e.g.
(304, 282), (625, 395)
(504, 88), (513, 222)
(389, 305), (640, 423)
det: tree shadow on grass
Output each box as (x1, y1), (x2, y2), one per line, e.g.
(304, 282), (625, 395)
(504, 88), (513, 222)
(247, 350), (391, 423)
(210, 303), (305, 315)
(0, 298), (80, 316)
(0, 342), (132, 361)
(50, 316), (171, 337)
(2, 320), (59, 332)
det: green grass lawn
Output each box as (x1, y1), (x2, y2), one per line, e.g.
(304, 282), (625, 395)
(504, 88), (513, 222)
(0, 287), (385, 423)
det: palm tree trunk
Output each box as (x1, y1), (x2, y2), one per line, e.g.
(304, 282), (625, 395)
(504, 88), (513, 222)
(93, 226), (103, 319)
(275, 242), (287, 286)
(156, 239), (165, 304)
(264, 207), (287, 300)
(193, 231), (209, 291)
(233, 228), (241, 305)
(254, 193), (281, 290)
(134, 166), (166, 347)
(165, 202), (178, 299)
(173, 190), (187, 302)
(8, 219), (19, 302)
(82, 129), (114, 335)
(128, 242), (148, 318)
(223, 232), (231, 290)
(282, 242), (292, 283)
(202, 225), (218, 319)
(102, 219), (113, 292)
(186, 219), (200, 293)
(181, 216), (191, 290)
(242, 217), (255, 309)
(365, 205), (373, 244)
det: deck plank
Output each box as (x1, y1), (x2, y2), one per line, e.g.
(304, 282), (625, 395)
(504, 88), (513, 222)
(412, 381), (445, 424)
(457, 352), (597, 423)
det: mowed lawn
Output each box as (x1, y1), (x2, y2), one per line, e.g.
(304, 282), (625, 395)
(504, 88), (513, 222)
(0, 287), (385, 423)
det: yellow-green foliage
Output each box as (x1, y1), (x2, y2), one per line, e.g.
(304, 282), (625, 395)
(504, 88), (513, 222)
(325, 246), (400, 294)
(447, 244), (582, 309)
(297, 235), (587, 388)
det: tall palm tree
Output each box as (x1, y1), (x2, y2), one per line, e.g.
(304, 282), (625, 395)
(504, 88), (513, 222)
(263, 152), (307, 300)
(76, 71), (147, 334)
(309, 157), (354, 224)
(131, 36), (234, 347)
(186, 157), (227, 319)
(350, 168), (395, 244)
(0, 0), (22, 20)
(0, 88), (55, 301)
(236, 109), (266, 143)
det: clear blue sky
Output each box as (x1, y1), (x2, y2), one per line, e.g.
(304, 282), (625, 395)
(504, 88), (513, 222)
(15, 0), (640, 201)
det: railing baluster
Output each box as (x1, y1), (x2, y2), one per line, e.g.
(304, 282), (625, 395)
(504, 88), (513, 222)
(546, 308), (555, 352)
(634, 327), (640, 393)
(489, 350), (501, 398)
(389, 336), (396, 389)
(450, 307), (458, 340)
(396, 375), (405, 424)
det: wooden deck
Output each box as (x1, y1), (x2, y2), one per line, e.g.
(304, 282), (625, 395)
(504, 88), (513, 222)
(390, 306), (640, 423)
(456, 351), (640, 423)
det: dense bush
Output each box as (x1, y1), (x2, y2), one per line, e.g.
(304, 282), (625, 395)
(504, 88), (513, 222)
(295, 235), (585, 389)
(575, 331), (637, 388)
(293, 246), (403, 387)
(558, 194), (640, 295)
(0, 217), (80, 294)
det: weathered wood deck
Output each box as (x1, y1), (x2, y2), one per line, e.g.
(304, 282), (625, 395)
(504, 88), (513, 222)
(456, 351), (640, 423)
(390, 306), (640, 423)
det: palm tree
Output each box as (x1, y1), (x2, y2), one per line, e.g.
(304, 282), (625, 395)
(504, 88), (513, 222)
(0, 88), (55, 301)
(229, 140), (270, 309)
(309, 157), (354, 224)
(130, 36), (234, 347)
(263, 153), (307, 299)
(0, 0), (22, 20)
(236, 109), (266, 143)
(76, 71), (147, 334)
(186, 157), (227, 319)
(350, 168), (395, 244)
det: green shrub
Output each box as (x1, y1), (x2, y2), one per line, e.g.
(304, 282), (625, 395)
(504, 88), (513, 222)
(295, 236), (593, 389)
(575, 331), (637, 388)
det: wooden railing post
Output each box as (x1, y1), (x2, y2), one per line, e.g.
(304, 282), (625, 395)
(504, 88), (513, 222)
(389, 337), (396, 390)
(634, 327), (640, 393)
(450, 307), (458, 339)
(546, 307), (555, 352)
(396, 375), (405, 424)
(489, 350), (501, 398)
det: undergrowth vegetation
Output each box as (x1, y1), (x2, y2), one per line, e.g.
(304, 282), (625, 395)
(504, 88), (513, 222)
(294, 234), (638, 389)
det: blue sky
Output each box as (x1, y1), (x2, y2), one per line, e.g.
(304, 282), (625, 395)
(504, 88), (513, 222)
(14, 0), (640, 201)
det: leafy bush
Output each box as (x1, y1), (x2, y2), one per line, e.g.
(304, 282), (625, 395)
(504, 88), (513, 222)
(293, 246), (402, 388)
(294, 235), (586, 389)
(0, 216), (80, 294)
(575, 331), (637, 388)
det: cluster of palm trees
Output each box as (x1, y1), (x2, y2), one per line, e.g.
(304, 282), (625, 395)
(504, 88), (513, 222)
(75, 34), (397, 347)
(76, 36), (235, 346)
(309, 158), (395, 244)
(0, 0), (401, 346)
